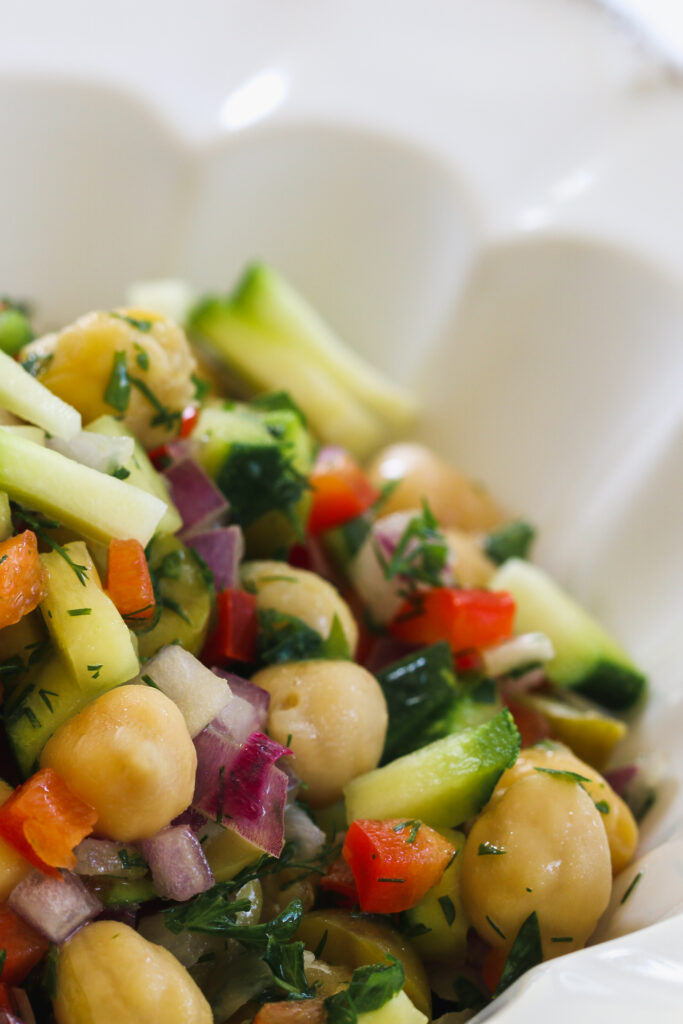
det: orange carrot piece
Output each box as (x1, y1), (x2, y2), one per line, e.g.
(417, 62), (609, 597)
(0, 531), (46, 630)
(106, 538), (155, 620)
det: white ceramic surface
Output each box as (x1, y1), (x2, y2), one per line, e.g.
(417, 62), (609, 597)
(1, 1), (682, 1019)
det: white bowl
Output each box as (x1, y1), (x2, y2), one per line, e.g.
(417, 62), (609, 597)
(1, 1), (682, 1020)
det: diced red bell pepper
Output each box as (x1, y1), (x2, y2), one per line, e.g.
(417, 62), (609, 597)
(318, 855), (359, 907)
(106, 538), (156, 620)
(0, 531), (46, 630)
(0, 768), (97, 876)
(308, 449), (379, 534)
(342, 818), (456, 914)
(0, 904), (50, 985)
(202, 588), (258, 664)
(179, 405), (200, 439)
(254, 999), (326, 1024)
(388, 588), (515, 653)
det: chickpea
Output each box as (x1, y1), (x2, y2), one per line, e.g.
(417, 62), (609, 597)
(26, 309), (196, 449)
(54, 920), (211, 1024)
(241, 561), (358, 656)
(366, 443), (505, 532)
(0, 780), (30, 899)
(494, 744), (638, 875)
(40, 685), (196, 841)
(252, 660), (388, 807)
(461, 772), (612, 958)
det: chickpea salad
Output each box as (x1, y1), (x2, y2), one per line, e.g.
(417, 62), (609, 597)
(0, 269), (649, 1024)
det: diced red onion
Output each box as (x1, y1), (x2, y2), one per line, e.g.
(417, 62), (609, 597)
(289, 536), (343, 586)
(9, 870), (102, 944)
(194, 731), (291, 823)
(140, 826), (214, 902)
(73, 838), (145, 878)
(48, 431), (134, 475)
(211, 670), (270, 733)
(349, 511), (457, 625)
(482, 632), (555, 678)
(172, 807), (210, 833)
(226, 764), (289, 857)
(284, 803), (326, 861)
(185, 526), (244, 591)
(164, 457), (229, 534)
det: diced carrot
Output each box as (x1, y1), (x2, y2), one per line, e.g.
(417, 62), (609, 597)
(0, 531), (46, 630)
(0, 768), (97, 875)
(106, 538), (155, 620)
(0, 903), (49, 985)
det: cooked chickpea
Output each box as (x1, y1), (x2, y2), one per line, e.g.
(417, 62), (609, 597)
(241, 561), (358, 655)
(366, 443), (505, 532)
(252, 660), (388, 807)
(26, 309), (197, 449)
(54, 920), (211, 1024)
(40, 685), (196, 841)
(494, 744), (638, 875)
(461, 772), (612, 958)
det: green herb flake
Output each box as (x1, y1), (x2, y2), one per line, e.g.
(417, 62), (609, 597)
(117, 849), (147, 870)
(486, 915), (506, 940)
(129, 376), (181, 431)
(374, 499), (448, 595)
(324, 956), (404, 1024)
(67, 608), (92, 616)
(438, 894), (456, 926)
(392, 819), (421, 845)
(109, 312), (154, 333)
(87, 664), (102, 680)
(484, 519), (536, 565)
(112, 466), (131, 480)
(478, 841), (507, 856)
(134, 344), (150, 371)
(191, 373), (210, 403)
(534, 767), (592, 784)
(495, 910), (543, 996)
(595, 800), (610, 815)
(257, 608), (350, 666)
(217, 443), (311, 532)
(141, 674), (159, 689)
(377, 877), (405, 884)
(550, 936), (574, 943)
(0, 555), (7, 565)
(620, 871), (643, 905)
(104, 351), (131, 413)
(43, 944), (59, 1000)
(38, 688), (59, 713)
(13, 505), (89, 585)
(452, 974), (488, 1013)
(313, 928), (329, 961)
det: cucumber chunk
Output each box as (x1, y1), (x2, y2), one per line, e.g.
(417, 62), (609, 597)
(490, 559), (646, 710)
(403, 828), (468, 962)
(0, 349), (81, 439)
(344, 710), (520, 828)
(0, 429), (166, 546)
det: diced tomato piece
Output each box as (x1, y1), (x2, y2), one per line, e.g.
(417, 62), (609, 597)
(202, 588), (258, 664)
(0, 904), (49, 985)
(179, 405), (200, 439)
(388, 588), (515, 653)
(503, 697), (552, 748)
(318, 855), (359, 907)
(106, 538), (156, 620)
(254, 999), (326, 1024)
(342, 818), (456, 914)
(308, 449), (379, 534)
(0, 531), (46, 630)
(0, 768), (97, 875)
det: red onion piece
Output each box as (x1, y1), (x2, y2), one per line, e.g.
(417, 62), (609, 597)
(211, 671), (270, 733)
(605, 764), (639, 795)
(227, 764), (289, 857)
(73, 838), (145, 878)
(9, 870), (102, 944)
(185, 526), (244, 591)
(140, 826), (214, 902)
(194, 731), (291, 823)
(164, 457), (229, 534)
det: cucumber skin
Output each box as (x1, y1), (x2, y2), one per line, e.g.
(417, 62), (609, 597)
(344, 710), (520, 829)
(491, 559), (646, 711)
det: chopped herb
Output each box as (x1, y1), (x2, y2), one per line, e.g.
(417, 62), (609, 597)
(0, 948), (5, 978)
(112, 466), (131, 480)
(374, 499), (448, 595)
(452, 975), (488, 1013)
(400, 920), (432, 940)
(495, 910), (543, 996)
(478, 841), (507, 856)
(263, 939), (312, 999)
(141, 674), (158, 689)
(67, 608), (91, 616)
(485, 915), (506, 940)
(534, 767), (592, 784)
(42, 945), (59, 1000)
(117, 849), (147, 870)
(595, 800), (610, 815)
(128, 375), (181, 431)
(620, 871), (643, 905)
(104, 351), (131, 413)
(526, 887), (533, 893)
(0, 655), (23, 677)
(134, 344), (150, 371)
(160, 594), (192, 624)
(313, 928), (328, 961)
(377, 877), (405, 884)
(217, 443), (311, 532)
(438, 894), (456, 926)
(324, 957), (404, 1024)
(38, 688), (58, 713)
(551, 936), (573, 943)
(13, 505), (88, 584)
(444, 848), (459, 872)
(109, 312), (153, 332)
(0, 555), (7, 565)
(87, 664), (102, 680)
(392, 820), (421, 844)
(26, 640), (50, 666)
(191, 373), (210, 403)
(159, 549), (184, 580)
(196, 952), (216, 964)
(257, 609), (350, 666)
(470, 677), (497, 704)
(484, 519), (536, 565)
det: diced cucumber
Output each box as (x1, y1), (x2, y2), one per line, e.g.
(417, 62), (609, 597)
(193, 405), (273, 478)
(189, 265), (416, 459)
(490, 559), (646, 710)
(358, 990), (427, 1024)
(0, 349), (81, 439)
(344, 710), (520, 828)
(4, 654), (108, 777)
(134, 535), (212, 660)
(85, 415), (182, 535)
(39, 542), (139, 690)
(0, 429), (166, 546)
(403, 828), (468, 962)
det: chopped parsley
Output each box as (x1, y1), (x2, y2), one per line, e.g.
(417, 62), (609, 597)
(191, 373), (210, 403)
(550, 936), (573, 943)
(374, 499), (448, 596)
(257, 609), (351, 666)
(129, 376), (181, 431)
(438, 894), (456, 926)
(478, 841), (507, 856)
(117, 849), (147, 871)
(109, 312), (154, 332)
(484, 519), (536, 565)
(134, 343), (150, 370)
(324, 957), (404, 1024)
(0, 555), (7, 565)
(112, 466), (131, 480)
(217, 443), (310, 532)
(620, 871), (643, 905)
(495, 910), (543, 996)
(104, 351), (131, 413)
(87, 664), (102, 680)
(595, 800), (610, 815)
(486, 915), (506, 940)
(534, 767), (592, 784)
(392, 820), (421, 844)
(12, 505), (88, 584)
(67, 608), (91, 616)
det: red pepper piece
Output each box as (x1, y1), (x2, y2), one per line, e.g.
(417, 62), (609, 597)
(308, 449), (379, 534)
(202, 588), (258, 664)
(106, 538), (156, 620)
(388, 588), (515, 653)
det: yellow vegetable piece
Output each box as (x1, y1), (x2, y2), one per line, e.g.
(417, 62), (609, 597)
(0, 780), (31, 898)
(358, 990), (428, 1024)
(404, 829), (469, 962)
(202, 828), (263, 883)
(521, 693), (627, 771)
